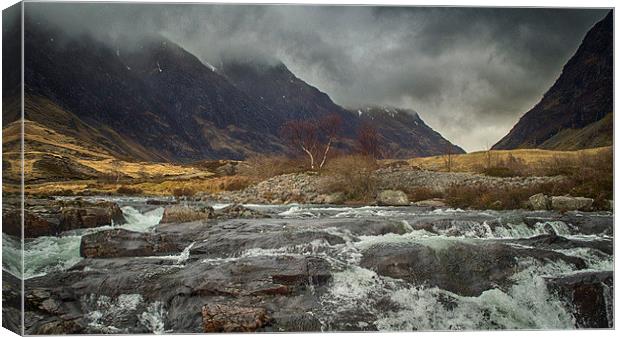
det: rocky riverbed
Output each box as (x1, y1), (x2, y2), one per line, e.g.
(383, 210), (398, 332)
(212, 168), (567, 205)
(2, 197), (614, 333)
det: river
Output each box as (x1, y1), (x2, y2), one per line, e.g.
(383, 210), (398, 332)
(3, 197), (614, 333)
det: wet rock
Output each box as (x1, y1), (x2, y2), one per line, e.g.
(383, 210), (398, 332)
(182, 255), (332, 298)
(146, 199), (178, 205)
(360, 240), (586, 296)
(3, 199), (125, 238)
(272, 257), (332, 286)
(323, 192), (346, 204)
(551, 196), (594, 211)
(188, 220), (345, 258)
(60, 203), (125, 230)
(558, 212), (613, 236)
(377, 190), (409, 206)
(215, 204), (270, 219)
(546, 271), (613, 328)
(80, 228), (184, 258)
(510, 234), (613, 255)
(2, 273), (22, 334)
(529, 193), (551, 210)
(160, 205), (214, 224)
(413, 199), (447, 208)
(202, 304), (270, 332)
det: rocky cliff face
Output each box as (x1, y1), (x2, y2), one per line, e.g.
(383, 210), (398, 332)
(493, 11), (613, 150)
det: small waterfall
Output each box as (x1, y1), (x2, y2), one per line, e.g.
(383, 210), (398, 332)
(17, 205), (164, 279)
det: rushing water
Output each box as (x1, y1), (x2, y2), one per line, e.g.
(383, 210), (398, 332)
(3, 205), (164, 279)
(6, 199), (614, 332)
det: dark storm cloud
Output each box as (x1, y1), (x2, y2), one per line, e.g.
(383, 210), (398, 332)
(25, 3), (609, 151)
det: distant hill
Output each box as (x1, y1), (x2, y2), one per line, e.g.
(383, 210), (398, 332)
(22, 18), (463, 162)
(223, 61), (464, 157)
(493, 11), (612, 151)
(354, 106), (465, 157)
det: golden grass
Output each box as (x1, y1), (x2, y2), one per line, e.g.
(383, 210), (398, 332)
(16, 175), (252, 197)
(393, 146), (612, 173)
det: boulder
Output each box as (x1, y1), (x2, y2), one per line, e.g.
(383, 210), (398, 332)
(324, 192), (346, 205)
(376, 190), (409, 206)
(546, 271), (613, 328)
(360, 240), (586, 296)
(146, 199), (178, 206)
(551, 196), (594, 211)
(202, 304), (270, 332)
(413, 199), (447, 208)
(60, 203), (125, 230)
(80, 228), (183, 258)
(3, 200), (125, 238)
(160, 205), (215, 224)
(528, 193), (551, 210)
(214, 204), (270, 219)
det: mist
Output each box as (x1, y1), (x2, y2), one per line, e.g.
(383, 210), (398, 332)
(24, 2), (609, 152)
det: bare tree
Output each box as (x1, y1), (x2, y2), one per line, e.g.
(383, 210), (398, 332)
(280, 114), (343, 170)
(281, 119), (320, 170)
(357, 122), (382, 159)
(317, 114), (343, 170)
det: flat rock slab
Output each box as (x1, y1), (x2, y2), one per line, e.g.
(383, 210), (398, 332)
(80, 228), (184, 258)
(360, 240), (586, 296)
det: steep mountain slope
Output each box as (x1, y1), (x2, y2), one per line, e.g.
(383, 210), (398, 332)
(223, 61), (463, 157)
(356, 107), (465, 157)
(23, 18), (464, 162)
(223, 61), (357, 135)
(493, 11), (613, 150)
(24, 20), (284, 162)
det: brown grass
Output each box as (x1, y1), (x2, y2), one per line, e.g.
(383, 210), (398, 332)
(322, 155), (378, 202)
(405, 187), (444, 202)
(239, 155), (307, 181)
(401, 146), (612, 173)
(116, 186), (143, 195)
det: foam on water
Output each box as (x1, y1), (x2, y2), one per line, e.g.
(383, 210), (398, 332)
(554, 247), (613, 270)
(371, 260), (576, 331)
(82, 293), (167, 334)
(12, 206), (165, 279)
(2, 233), (22, 278)
(139, 301), (168, 334)
(146, 242), (195, 265)
(119, 206), (165, 232)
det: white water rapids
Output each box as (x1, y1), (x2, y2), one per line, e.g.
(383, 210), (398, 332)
(4, 200), (614, 332)
(3, 205), (164, 279)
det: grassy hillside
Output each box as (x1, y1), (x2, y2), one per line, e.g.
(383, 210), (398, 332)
(399, 146), (612, 173)
(2, 120), (214, 194)
(539, 113), (613, 150)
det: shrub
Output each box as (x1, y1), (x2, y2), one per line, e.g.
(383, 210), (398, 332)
(172, 187), (196, 197)
(322, 155), (378, 202)
(405, 187), (443, 202)
(217, 176), (252, 191)
(481, 166), (518, 178)
(116, 186), (143, 195)
(240, 155), (306, 181)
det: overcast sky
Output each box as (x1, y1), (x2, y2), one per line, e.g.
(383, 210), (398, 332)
(27, 3), (609, 152)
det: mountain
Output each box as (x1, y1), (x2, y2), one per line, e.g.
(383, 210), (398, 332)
(493, 11), (613, 150)
(24, 21), (285, 162)
(355, 107), (465, 157)
(223, 61), (464, 157)
(22, 18), (463, 162)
